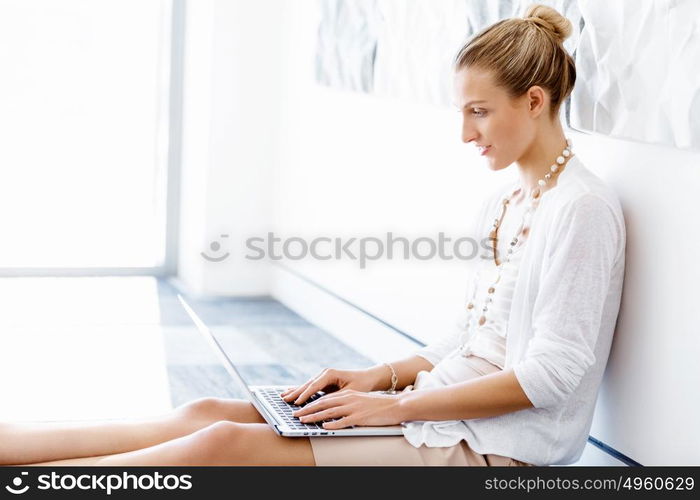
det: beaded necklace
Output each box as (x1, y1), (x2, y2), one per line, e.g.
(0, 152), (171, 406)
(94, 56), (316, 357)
(466, 138), (574, 329)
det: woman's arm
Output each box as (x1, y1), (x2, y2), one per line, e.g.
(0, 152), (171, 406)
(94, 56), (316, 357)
(397, 368), (533, 422)
(365, 355), (435, 391)
(293, 367), (534, 429)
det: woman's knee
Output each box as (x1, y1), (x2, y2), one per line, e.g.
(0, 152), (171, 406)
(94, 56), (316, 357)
(176, 397), (225, 421)
(188, 421), (245, 463)
(175, 397), (263, 424)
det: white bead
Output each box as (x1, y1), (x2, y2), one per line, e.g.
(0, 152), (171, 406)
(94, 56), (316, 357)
(550, 164), (559, 172)
(538, 179), (546, 187)
(544, 173), (551, 180)
(556, 156), (565, 164)
(563, 149), (570, 157)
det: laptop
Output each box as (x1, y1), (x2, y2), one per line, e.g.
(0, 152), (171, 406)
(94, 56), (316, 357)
(177, 294), (404, 437)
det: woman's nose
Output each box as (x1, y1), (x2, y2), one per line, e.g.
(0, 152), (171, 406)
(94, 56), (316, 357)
(461, 119), (478, 144)
(462, 127), (478, 144)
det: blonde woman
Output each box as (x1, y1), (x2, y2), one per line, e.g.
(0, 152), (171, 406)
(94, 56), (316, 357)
(4, 4), (625, 466)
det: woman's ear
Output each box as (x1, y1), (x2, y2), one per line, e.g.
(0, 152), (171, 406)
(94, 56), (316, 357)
(527, 86), (547, 116)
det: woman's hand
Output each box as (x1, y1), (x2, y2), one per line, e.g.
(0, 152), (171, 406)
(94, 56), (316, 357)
(290, 389), (405, 429)
(281, 366), (388, 405)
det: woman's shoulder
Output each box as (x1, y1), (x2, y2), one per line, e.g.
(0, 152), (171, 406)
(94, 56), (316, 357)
(544, 157), (627, 257)
(547, 156), (624, 223)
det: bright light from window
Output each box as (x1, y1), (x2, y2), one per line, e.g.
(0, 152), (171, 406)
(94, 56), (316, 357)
(0, 0), (172, 268)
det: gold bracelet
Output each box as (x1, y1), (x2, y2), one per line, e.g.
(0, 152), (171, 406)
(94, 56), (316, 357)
(383, 362), (398, 394)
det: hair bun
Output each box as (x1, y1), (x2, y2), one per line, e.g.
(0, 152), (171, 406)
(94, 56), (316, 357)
(523, 4), (572, 43)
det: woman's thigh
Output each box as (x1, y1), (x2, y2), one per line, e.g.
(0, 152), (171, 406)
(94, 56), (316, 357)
(201, 422), (316, 466)
(95, 422), (316, 466)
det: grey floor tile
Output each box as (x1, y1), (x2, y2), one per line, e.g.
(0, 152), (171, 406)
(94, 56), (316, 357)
(160, 279), (374, 407)
(167, 365), (247, 408)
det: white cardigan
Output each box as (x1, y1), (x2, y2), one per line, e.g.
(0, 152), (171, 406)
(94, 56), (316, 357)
(410, 155), (626, 465)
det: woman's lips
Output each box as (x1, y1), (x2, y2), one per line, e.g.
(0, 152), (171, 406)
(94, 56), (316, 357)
(478, 145), (491, 156)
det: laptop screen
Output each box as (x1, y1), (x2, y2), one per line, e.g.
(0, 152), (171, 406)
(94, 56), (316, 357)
(176, 293), (373, 397)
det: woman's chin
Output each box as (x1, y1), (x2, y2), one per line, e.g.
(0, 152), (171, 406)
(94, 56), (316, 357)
(485, 159), (501, 171)
(485, 157), (510, 172)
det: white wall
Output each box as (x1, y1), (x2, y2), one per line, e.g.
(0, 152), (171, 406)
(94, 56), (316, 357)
(272, 2), (517, 345)
(571, 133), (700, 466)
(177, 0), (283, 296)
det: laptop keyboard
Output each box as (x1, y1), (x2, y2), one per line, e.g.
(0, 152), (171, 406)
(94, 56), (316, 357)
(259, 387), (338, 434)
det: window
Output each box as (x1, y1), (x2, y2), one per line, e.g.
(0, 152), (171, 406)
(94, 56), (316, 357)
(0, 0), (176, 271)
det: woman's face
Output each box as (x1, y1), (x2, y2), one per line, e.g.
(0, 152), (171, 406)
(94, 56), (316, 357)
(453, 66), (535, 171)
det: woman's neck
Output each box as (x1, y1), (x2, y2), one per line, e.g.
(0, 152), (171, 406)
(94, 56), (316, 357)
(514, 124), (568, 195)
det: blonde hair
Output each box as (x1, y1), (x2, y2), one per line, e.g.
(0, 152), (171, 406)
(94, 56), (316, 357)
(454, 4), (576, 121)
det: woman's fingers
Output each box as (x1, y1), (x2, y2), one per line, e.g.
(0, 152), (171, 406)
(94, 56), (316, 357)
(281, 379), (313, 403)
(293, 370), (337, 405)
(322, 416), (354, 430)
(296, 405), (347, 424)
(281, 373), (322, 404)
(281, 384), (304, 402)
(293, 378), (327, 405)
(292, 392), (348, 417)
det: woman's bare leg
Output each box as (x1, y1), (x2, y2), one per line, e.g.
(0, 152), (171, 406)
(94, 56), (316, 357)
(2, 397), (265, 465)
(35, 422), (316, 466)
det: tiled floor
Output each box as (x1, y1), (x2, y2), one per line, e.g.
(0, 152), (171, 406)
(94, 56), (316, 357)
(0, 276), (373, 421)
(156, 279), (374, 408)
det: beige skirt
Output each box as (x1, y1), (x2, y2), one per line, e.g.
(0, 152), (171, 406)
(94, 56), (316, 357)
(309, 354), (533, 466)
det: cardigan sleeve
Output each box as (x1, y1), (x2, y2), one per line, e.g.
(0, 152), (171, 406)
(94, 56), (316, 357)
(512, 193), (624, 409)
(413, 193), (496, 367)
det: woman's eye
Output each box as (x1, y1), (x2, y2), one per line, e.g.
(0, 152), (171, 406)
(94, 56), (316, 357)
(472, 109), (486, 117)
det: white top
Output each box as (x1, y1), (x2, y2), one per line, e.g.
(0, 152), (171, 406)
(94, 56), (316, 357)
(401, 155), (626, 466)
